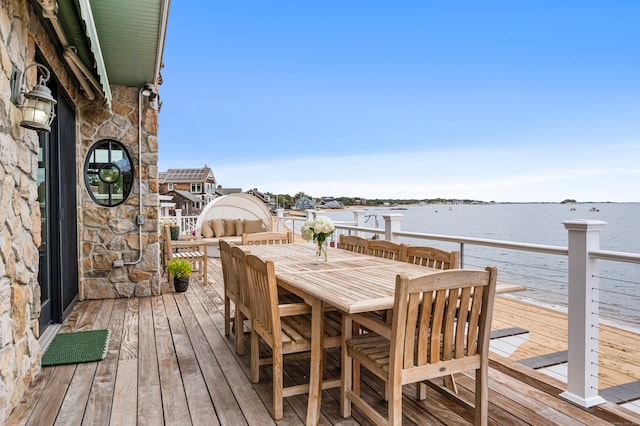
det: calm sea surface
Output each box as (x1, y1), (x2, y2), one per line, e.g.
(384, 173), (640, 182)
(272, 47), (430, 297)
(318, 203), (640, 329)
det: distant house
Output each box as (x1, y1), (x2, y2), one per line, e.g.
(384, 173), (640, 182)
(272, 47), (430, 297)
(323, 200), (344, 209)
(246, 188), (271, 203)
(166, 190), (206, 215)
(159, 165), (217, 206)
(216, 185), (243, 196)
(294, 197), (316, 210)
(159, 194), (176, 217)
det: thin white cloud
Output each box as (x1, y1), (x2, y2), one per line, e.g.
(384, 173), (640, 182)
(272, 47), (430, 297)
(169, 142), (640, 202)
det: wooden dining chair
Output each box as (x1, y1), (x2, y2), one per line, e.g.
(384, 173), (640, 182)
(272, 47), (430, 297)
(404, 245), (461, 394)
(219, 239), (236, 338)
(220, 240), (252, 354)
(341, 267), (498, 426)
(230, 244), (254, 354)
(244, 254), (342, 420)
(242, 231), (292, 245)
(405, 245), (460, 270)
(163, 225), (207, 282)
(338, 234), (369, 254)
(367, 239), (406, 261)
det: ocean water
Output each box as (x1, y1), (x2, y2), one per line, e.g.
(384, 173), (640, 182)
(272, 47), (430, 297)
(318, 203), (640, 329)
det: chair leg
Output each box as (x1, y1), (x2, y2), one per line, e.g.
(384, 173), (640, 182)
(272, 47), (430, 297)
(250, 329), (260, 383)
(353, 356), (361, 397)
(273, 348), (284, 420)
(341, 316), (352, 418)
(388, 381), (403, 426)
(224, 295), (231, 336)
(234, 309), (245, 355)
(202, 254), (207, 283)
(444, 374), (458, 394)
(475, 366), (488, 426)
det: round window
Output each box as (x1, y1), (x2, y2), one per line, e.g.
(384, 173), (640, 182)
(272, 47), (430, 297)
(84, 139), (134, 207)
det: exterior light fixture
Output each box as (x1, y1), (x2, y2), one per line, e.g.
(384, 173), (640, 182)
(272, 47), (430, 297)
(10, 63), (57, 133)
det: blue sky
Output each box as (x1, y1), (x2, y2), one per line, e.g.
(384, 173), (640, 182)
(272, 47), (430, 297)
(158, 1), (639, 202)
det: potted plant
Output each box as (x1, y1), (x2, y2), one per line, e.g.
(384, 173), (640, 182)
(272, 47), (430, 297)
(166, 258), (193, 292)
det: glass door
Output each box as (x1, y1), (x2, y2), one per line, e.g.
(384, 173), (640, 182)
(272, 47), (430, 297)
(37, 133), (54, 330)
(36, 63), (78, 331)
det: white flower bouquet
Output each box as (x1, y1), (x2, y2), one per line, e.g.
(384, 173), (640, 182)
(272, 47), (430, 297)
(301, 216), (335, 261)
(159, 216), (177, 227)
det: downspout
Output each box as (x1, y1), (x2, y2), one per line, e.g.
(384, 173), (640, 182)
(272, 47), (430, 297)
(123, 86), (148, 265)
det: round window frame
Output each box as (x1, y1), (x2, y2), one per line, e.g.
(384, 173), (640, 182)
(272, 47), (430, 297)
(84, 139), (134, 207)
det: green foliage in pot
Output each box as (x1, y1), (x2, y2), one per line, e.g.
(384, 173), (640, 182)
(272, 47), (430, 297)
(166, 258), (193, 278)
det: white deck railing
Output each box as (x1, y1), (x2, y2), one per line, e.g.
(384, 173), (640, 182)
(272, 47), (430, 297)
(276, 208), (640, 409)
(161, 209), (199, 235)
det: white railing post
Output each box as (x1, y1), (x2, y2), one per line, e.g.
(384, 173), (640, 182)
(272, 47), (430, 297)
(561, 219), (607, 408)
(175, 209), (183, 233)
(306, 209), (316, 220)
(382, 214), (403, 242)
(352, 209), (366, 236)
(276, 208), (284, 232)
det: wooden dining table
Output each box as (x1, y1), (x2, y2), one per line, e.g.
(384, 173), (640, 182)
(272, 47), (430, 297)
(239, 243), (518, 425)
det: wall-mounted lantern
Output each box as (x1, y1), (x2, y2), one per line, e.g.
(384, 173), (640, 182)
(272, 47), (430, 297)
(10, 63), (57, 133)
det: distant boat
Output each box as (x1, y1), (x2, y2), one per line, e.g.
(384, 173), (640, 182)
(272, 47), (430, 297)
(570, 208), (576, 211)
(390, 207), (408, 210)
(589, 207), (600, 212)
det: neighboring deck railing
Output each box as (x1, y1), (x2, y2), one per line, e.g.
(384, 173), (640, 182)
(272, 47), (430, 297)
(161, 209), (199, 235)
(276, 208), (640, 410)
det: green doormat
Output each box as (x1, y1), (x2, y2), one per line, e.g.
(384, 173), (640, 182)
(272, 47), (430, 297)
(42, 329), (111, 367)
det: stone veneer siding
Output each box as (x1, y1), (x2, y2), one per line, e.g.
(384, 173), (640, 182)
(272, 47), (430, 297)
(78, 87), (160, 299)
(0, 1), (160, 421)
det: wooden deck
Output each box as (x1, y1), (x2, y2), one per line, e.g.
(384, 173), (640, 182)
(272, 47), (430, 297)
(7, 258), (639, 425)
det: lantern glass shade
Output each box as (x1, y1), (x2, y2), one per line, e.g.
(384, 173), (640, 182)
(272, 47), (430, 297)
(20, 84), (57, 132)
(11, 64), (57, 133)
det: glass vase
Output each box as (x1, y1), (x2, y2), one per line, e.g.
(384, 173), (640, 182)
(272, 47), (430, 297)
(315, 240), (328, 262)
(169, 225), (180, 240)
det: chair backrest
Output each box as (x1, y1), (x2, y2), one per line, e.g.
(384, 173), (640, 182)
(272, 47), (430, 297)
(389, 267), (497, 376)
(231, 245), (252, 311)
(242, 231), (292, 246)
(245, 254), (281, 348)
(404, 245), (460, 270)
(219, 239), (236, 294)
(338, 234), (369, 254)
(367, 239), (406, 261)
(162, 225), (176, 266)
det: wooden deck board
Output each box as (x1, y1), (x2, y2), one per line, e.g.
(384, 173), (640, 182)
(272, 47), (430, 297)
(53, 300), (114, 426)
(187, 284), (276, 425)
(110, 298), (139, 426)
(162, 293), (220, 426)
(6, 258), (639, 425)
(82, 299), (124, 425)
(174, 291), (247, 425)
(136, 296), (164, 426)
(152, 294), (191, 425)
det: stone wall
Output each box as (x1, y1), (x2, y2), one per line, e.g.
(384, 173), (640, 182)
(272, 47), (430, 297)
(0, 0), (160, 421)
(0, 3), (43, 422)
(78, 87), (160, 299)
